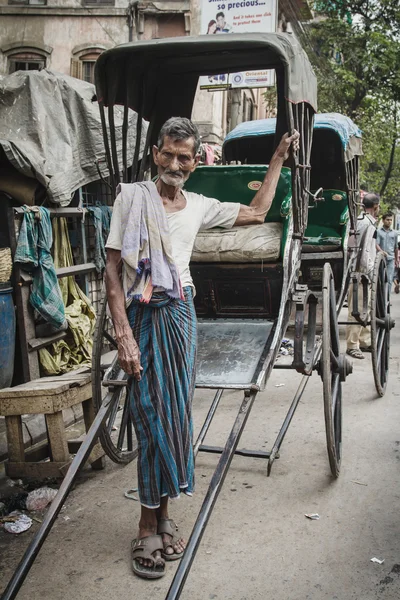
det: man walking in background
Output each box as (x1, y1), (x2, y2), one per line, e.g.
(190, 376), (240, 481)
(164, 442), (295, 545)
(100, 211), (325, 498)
(346, 192), (380, 359)
(377, 212), (399, 294)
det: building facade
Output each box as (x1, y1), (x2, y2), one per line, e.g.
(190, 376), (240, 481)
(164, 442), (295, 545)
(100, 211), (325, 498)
(0, 0), (312, 144)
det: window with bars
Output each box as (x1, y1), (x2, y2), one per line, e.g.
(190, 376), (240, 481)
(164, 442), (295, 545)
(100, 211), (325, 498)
(82, 61), (96, 84)
(71, 52), (100, 84)
(8, 1), (47, 5)
(82, 0), (115, 5)
(9, 52), (46, 73)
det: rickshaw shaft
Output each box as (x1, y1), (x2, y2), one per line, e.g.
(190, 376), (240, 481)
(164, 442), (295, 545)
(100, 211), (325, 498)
(166, 390), (258, 600)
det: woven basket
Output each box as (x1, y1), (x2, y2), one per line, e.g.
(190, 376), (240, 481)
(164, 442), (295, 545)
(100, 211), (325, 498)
(0, 248), (12, 283)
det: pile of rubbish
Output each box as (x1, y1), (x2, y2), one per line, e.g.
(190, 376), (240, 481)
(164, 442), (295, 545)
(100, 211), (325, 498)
(0, 479), (58, 534)
(278, 338), (294, 356)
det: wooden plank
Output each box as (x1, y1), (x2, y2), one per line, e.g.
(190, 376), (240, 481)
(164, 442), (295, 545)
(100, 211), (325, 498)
(28, 331), (68, 351)
(21, 263), (97, 284)
(68, 438), (105, 467)
(6, 461), (71, 480)
(0, 371), (91, 398)
(5, 416), (25, 462)
(13, 207), (89, 218)
(81, 398), (105, 469)
(45, 412), (70, 463)
(301, 251), (343, 261)
(0, 382), (92, 416)
(87, 442), (105, 468)
(100, 349), (118, 368)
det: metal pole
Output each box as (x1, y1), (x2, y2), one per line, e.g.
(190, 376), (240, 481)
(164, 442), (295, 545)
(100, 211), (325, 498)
(193, 389), (223, 457)
(268, 341), (322, 475)
(166, 390), (258, 600)
(0, 391), (117, 600)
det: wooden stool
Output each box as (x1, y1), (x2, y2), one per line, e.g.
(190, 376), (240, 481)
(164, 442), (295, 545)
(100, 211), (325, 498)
(0, 368), (104, 479)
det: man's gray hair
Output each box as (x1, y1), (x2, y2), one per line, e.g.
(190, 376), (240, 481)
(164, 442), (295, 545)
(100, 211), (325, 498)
(157, 117), (201, 155)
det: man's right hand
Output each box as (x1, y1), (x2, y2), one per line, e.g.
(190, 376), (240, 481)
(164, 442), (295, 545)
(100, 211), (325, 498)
(116, 329), (143, 381)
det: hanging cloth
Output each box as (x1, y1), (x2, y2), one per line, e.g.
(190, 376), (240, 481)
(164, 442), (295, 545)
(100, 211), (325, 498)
(14, 206), (66, 330)
(39, 217), (96, 375)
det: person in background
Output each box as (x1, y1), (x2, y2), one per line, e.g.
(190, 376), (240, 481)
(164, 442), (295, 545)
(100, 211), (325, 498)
(215, 12), (232, 33)
(206, 20), (217, 34)
(346, 192), (380, 359)
(376, 211), (399, 294)
(394, 240), (400, 294)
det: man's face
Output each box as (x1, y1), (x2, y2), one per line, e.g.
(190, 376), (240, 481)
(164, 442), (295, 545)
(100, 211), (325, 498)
(153, 136), (199, 188)
(217, 16), (225, 28)
(383, 216), (393, 229)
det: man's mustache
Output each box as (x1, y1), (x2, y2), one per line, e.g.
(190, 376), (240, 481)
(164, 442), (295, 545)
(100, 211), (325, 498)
(164, 169), (184, 178)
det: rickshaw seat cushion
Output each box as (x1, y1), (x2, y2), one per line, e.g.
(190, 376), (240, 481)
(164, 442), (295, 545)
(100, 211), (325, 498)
(302, 224), (342, 252)
(184, 165), (292, 223)
(191, 222), (282, 263)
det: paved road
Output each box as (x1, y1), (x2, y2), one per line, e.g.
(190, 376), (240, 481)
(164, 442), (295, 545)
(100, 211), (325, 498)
(1, 297), (400, 600)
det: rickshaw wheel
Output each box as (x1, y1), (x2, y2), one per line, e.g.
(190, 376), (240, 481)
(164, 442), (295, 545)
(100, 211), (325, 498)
(321, 263), (342, 478)
(371, 253), (392, 397)
(92, 288), (137, 464)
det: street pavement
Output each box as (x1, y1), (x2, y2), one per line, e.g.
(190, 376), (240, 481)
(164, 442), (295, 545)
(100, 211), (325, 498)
(1, 295), (400, 600)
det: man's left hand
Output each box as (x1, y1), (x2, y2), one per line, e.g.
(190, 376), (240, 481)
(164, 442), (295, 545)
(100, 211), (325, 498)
(276, 130), (300, 161)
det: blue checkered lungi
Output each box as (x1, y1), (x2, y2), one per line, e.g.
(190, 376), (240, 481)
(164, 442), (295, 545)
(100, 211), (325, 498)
(127, 287), (196, 508)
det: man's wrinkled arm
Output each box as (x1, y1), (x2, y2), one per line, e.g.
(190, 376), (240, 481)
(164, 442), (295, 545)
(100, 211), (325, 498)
(105, 249), (142, 380)
(233, 131), (299, 227)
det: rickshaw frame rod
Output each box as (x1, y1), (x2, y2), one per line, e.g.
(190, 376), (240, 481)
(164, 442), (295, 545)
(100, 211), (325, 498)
(337, 321), (371, 326)
(267, 363), (317, 476)
(351, 274), (369, 326)
(166, 390), (258, 600)
(292, 285), (318, 375)
(193, 389), (224, 457)
(198, 445), (271, 459)
(0, 390), (117, 600)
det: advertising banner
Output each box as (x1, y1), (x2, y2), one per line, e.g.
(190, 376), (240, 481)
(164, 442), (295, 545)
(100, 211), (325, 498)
(200, 0), (277, 90)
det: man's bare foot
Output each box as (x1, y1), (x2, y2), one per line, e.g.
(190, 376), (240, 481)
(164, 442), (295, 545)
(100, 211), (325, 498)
(158, 518), (186, 559)
(135, 522), (163, 569)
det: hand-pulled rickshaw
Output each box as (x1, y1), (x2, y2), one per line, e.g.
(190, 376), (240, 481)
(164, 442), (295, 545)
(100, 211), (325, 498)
(223, 113), (394, 400)
(3, 34), (388, 600)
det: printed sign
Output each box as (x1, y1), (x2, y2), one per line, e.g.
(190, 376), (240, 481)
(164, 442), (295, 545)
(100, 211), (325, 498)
(200, 0), (277, 89)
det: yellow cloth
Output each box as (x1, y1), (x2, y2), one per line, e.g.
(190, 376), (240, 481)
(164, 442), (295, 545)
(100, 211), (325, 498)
(39, 218), (96, 375)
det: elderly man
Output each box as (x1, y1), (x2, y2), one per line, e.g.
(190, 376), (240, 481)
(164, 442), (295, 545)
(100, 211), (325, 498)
(105, 117), (299, 579)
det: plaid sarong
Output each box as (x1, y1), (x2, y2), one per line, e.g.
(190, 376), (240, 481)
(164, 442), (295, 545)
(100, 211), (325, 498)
(127, 287), (196, 508)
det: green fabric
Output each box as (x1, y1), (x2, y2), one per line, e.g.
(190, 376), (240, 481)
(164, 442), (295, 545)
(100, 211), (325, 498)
(87, 203), (112, 273)
(304, 189), (347, 247)
(39, 217), (96, 375)
(185, 165), (292, 260)
(14, 206), (66, 330)
(184, 165), (292, 222)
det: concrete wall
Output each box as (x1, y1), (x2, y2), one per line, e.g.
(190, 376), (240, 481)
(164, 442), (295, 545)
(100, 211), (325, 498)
(0, 1), (130, 75)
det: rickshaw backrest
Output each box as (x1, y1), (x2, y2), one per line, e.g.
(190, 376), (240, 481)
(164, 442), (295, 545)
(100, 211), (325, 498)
(184, 165), (292, 222)
(306, 190), (348, 230)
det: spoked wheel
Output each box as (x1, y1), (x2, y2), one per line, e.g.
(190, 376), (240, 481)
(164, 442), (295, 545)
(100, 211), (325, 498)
(371, 253), (394, 397)
(320, 263), (352, 478)
(92, 289), (137, 464)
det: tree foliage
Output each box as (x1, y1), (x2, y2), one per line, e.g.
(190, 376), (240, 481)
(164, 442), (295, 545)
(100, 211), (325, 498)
(306, 1), (400, 207)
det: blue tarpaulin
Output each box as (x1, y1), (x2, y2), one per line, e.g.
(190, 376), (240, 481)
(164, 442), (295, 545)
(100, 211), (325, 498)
(224, 113), (362, 150)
